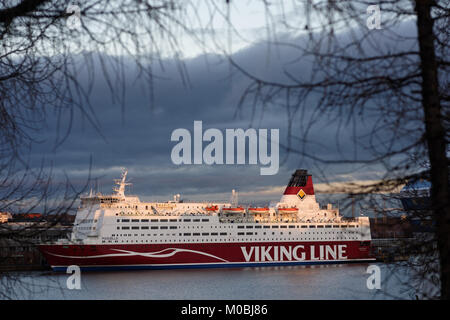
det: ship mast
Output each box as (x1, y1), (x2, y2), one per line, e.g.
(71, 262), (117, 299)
(230, 189), (238, 207)
(113, 168), (131, 198)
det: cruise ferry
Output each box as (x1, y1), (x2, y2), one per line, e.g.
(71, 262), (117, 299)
(39, 169), (375, 271)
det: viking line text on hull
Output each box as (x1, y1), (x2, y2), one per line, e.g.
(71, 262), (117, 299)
(39, 169), (375, 270)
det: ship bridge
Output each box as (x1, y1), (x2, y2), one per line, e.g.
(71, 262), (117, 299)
(80, 169), (140, 207)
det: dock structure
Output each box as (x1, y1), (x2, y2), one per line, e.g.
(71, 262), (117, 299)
(0, 215), (73, 271)
(371, 238), (413, 262)
(367, 211), (435, 262)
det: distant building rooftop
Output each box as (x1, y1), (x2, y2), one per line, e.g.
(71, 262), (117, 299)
(6, 213), (75, 225)
(0, 212), (12, 223)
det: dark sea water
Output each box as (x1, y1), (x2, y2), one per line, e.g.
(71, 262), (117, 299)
(4, 263), (417, 300)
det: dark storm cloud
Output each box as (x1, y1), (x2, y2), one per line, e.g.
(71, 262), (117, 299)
(26, 51), (295, 201)
(25, 19), (419, 204)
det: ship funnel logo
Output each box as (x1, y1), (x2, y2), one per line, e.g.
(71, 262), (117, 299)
(297, 189), (306, 200)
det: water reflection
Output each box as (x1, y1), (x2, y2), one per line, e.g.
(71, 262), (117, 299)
(3, 263), (416, 300)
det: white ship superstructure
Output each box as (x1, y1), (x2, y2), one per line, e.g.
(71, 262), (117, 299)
(40, 169), (374, 271)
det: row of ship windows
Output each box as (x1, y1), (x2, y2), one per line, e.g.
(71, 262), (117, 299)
(101, 237), (360, 244)
(76, 219), (98, 224)
(118, 226), (177, 230)
(116, 226), (233, 230)
(118, 218), (209, 223)
(116, 225), (359, 233)
(112, 232), (228, 236)
(116, 220), (358, 229)
(236, 225), (357, 229)
(110, 230), (358, 237)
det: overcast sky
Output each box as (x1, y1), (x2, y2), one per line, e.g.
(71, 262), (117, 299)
(22, 3), (418, 209)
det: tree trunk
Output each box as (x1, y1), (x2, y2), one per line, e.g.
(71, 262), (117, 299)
(414, 0), (450, 299)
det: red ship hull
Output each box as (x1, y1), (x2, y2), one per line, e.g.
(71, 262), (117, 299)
(39, 240), (375, 271)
